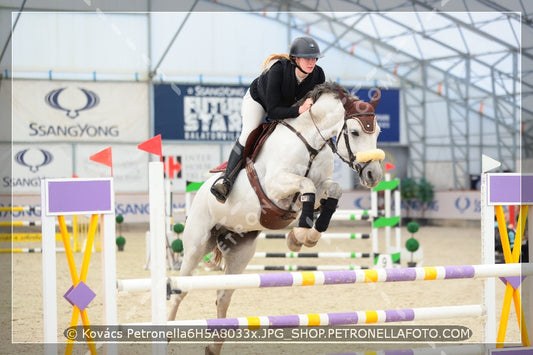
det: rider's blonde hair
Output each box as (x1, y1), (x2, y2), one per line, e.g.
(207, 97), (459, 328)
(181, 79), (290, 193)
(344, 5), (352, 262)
(261, 53), (291, 72)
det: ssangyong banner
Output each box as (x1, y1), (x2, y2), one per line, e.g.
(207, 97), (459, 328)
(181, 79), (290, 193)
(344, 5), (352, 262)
(154, 83), (246, 141)
(12, 80), (149, 142)
(7, 143), (73, 194)
(154, 83), (400, 143)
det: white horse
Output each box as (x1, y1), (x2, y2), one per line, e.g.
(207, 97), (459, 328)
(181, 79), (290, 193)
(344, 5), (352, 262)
(169, 82), (385, 355)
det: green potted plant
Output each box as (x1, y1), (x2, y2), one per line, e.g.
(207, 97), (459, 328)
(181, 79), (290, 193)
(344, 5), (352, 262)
(116, 236), (126, 251)
(405, 221), (420, 267)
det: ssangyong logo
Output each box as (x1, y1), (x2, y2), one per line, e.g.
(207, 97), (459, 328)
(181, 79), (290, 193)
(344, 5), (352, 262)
(15, 148), (53, 172)
(31, 86), (119, 138)
(45, 87), (99, 118)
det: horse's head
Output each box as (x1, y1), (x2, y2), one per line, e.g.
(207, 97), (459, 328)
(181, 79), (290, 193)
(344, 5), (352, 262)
(335, 86), (385, 188)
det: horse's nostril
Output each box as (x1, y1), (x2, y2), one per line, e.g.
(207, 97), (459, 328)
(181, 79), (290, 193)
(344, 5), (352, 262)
(367, 170), (373, 182)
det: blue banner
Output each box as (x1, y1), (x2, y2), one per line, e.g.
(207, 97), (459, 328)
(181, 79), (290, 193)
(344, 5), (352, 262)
(154, 84), (400, 143)
(154, 84), (247, 141)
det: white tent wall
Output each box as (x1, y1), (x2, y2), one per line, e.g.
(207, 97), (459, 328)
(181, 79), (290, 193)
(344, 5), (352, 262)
(1, 3), (527, 191)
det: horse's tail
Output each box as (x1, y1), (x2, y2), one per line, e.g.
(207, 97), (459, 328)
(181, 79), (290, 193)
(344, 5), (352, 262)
(212, 243), (224, 268)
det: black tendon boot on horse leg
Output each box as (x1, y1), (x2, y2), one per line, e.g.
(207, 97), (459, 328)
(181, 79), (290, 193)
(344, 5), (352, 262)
(211, 142), (244, 203)
(287, 193), (315, 251)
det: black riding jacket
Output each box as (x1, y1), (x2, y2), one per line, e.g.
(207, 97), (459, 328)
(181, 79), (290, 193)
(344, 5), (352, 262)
(249, 58), (325, 120)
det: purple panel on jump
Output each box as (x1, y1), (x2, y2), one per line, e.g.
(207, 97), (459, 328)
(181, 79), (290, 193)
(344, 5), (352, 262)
(206, 318), (239, 329)
(327, 312), (359, 325)
(384, 350), (415, 355)
(385, 309), (415, 322)
(323, 270), (357, 284)
(259, 273), (294, 287)
(488, 174), (533, 205)
(267, 315), (300, 328)
(444, 265), (475, 279)
(385, 268), (417, 282)
(47, 179), (113, 215)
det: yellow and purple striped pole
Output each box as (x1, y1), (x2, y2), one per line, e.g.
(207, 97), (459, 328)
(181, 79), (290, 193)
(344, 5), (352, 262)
(117, 263), (533, 293)
(136, 304), (483, 328)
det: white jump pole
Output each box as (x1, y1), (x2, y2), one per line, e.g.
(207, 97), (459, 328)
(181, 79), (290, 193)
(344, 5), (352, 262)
(148, 162), (167, 355)
(41, 181), (57, 354)
(480, 155), (499, 344)
(394, 188), (401, 251)
(117, 263), (533, 293)
(384, 172), (392, 250)
(371, 187), (379, 257)
(149, 164), (166, 316)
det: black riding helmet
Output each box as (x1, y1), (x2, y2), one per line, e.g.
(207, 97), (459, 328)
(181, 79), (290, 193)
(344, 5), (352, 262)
(289, 36), (324, 59)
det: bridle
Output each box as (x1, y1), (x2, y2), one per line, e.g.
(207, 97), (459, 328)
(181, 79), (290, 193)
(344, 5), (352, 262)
(275, 96), (378, 209)
(278, 87), (381, 186)
(305, 104), (377, 179)
(328, 112), (377, 177)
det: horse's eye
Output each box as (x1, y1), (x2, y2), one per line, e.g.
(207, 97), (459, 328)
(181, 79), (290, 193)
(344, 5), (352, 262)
(351, 130), (360, 137)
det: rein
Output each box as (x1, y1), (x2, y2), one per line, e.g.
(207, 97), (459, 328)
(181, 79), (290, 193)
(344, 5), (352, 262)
(278, 119), (328, 178)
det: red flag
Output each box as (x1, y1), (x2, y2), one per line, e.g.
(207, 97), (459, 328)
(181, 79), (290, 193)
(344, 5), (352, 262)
(385, 162), (395, 171)
(89, 147), (113, 176)
(138, 135), (162, 160)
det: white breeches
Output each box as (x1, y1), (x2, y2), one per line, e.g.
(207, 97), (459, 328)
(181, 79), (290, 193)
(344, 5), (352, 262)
(238, 89), (266, 146)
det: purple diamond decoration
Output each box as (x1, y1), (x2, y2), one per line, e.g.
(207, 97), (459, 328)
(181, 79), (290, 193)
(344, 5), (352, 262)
(63, 281), (96, 311)
(499, 276), (527, 291)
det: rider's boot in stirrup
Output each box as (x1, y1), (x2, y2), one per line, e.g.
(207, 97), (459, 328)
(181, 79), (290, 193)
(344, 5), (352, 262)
(210, 142), (244, 203)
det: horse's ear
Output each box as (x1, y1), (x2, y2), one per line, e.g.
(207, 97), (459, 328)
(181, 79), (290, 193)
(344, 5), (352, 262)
(370, 88), (381, 109)
(336, 85), (348, 106)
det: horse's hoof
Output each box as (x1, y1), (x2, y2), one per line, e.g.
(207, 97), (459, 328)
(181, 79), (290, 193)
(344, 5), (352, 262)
(205, 345), (219, 355)
(287, 230), (303, 252)
(304, 229), (321, 248)
(304, 240), (318, 248)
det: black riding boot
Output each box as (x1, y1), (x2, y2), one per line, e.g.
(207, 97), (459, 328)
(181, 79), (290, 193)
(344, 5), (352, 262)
(210, 142), (244, 203)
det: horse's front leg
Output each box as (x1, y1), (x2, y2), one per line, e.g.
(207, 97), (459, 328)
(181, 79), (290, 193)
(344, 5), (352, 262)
(304, 180), (341, 248)
(265, 172), (317, 252)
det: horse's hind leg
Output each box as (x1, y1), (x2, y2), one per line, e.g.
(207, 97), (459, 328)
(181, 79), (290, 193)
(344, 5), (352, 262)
(206, 231), (259, 355)
(168, 225), (216, 321)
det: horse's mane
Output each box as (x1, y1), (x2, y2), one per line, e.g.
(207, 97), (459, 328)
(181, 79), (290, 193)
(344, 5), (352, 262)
(295, 81), (359, 107)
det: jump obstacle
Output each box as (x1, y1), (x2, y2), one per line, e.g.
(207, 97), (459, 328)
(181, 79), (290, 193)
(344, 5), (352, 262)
(116, 156), (532, 352)
(41, 178), (116, 355)
(41, 155), (532, 353)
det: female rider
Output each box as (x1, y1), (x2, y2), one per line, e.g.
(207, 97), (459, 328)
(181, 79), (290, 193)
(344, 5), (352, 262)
(211, 36), (326, 203)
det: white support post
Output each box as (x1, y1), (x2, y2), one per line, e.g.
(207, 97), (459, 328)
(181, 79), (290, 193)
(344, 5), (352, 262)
(164, 179), (176, 269)
(371, 189), (379, 258)
(481, 171), (496, 344)
(148, 162), (167, 355)
(41, 180), (58, 354)
(394, 189), (402, 251)
(101, 212), (117, 355)
(384, 173), (391, 250)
